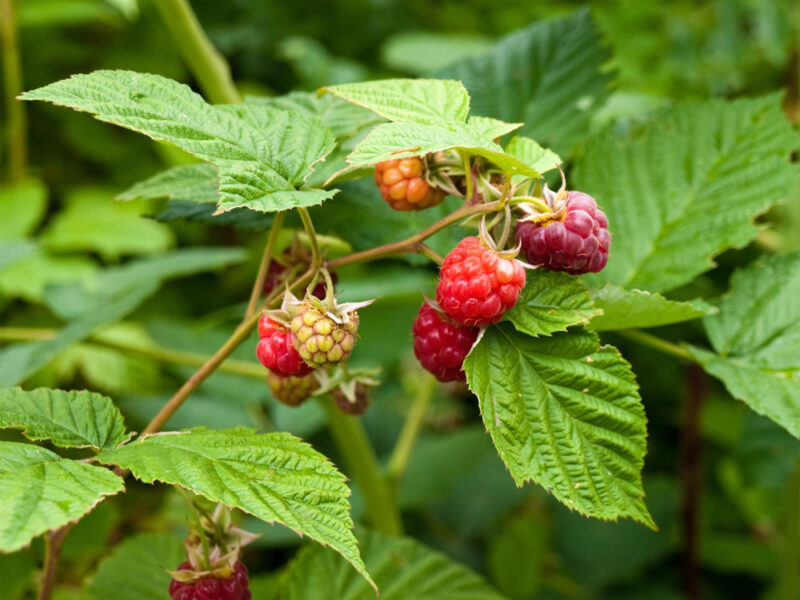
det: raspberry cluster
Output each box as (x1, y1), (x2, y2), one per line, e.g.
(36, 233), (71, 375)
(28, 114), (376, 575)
(169, 561), (250, 600)
(374, 157), (445, 211)
(516, 191), (610, 274)
(412, 303), (478, 382)
(436, 236), (526, 327)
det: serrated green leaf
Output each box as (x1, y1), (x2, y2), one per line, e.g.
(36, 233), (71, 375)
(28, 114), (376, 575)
(96, 428), (374, 589)
(0, 179), (48, 239)
(22, 71), (337, 214)
(440, 9), (612, 154)
(280, 529), (506, 599)
(0, 387), (128, 450)
(85, 532), (184, 600)
(504, 271), (600, 336)
(322, 78), (470, 126)
(688, 251), (800, 437)
(117, 163), (219, 204)
(345, 121), (540, 178)
(505, 136), (562, 178)
(573, 95), (798, 293)
(467, 116), (523, 140)
(0, 442), (124, 552)
(464, 324), (652, 526)
(587, 284), (716, 332)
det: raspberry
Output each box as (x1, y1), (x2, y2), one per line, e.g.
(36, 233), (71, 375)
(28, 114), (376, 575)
(267, 371), (318, 407)
(263, 259), (334, 300)
(436, 237), (526, 327)
(412, 303), (478, 382)
(256, 315), (313, 377)
(169, 562), (251, 600)
(332, 384), (370, 415)
(291, 302), (359, 366)
(516, 191), (610, 274)
(374, 157), (445, 211)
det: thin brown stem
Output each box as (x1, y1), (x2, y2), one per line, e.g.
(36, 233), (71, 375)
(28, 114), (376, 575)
(1, 0), (27, 182)
(245, 212), (285, 320)
(36, 525), (71, 600)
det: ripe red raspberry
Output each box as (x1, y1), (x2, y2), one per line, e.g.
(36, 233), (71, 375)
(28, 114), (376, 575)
(256, 315), (312, 377)
(412, 303), (478, 382)
(169, 561), (251, 600)
(332, 384), (370, 415)
(436, 237), (526, 327)
(263, 259), (335, 300)
(374, 157), (445, 211)
(516, 192), (610, 274)
(267, 371), (318, 407)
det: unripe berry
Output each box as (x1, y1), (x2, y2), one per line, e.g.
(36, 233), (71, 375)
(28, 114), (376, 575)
(266, 371), (318, 407)
(374, 157), (445, 211)
(291, 302), (359, 367)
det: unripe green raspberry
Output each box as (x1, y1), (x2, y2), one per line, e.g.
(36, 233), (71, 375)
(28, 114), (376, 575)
(291, 302), (359, 367)
(266, 371), (318, 407)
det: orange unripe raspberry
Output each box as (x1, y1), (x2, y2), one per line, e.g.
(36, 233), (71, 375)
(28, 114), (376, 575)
(374, 157), (445, 211)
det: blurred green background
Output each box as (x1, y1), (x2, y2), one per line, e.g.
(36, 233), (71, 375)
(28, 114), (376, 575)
(1, 1), (800, 599)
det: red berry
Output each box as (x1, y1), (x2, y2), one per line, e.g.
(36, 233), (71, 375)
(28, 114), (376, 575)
(412, 303), (478, 382)
(516, 191), (610, 274)
(256, 316), (313, 377)
(435, 237), (526, 327)
(169, 562), (250, 600)
(263, 259), (334, 300)
(374, 157), (445, 211)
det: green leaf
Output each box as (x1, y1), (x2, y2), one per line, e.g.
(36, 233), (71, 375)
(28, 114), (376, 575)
(587, 284), (716, 332)
(96, 427), (374, 589)
(0, 179), (48, 239)
(688, 251), (800, 437)
(440, 9), (612, 154)
(0, 442), (124, 552)
(280, 529), (505, 599)
(505, 136), (562, 177)
(116, 163), (219, 204)
(0, 240), (38, 272)
(0, 253), (97, 303)
(381, 32), (493, 76)
(22, 71), (337, 214)
(467, 116), (523, 141)
(41, 188), (174, 260)
(0, 387), (128, 450)
(504, 271), (600, 336)
(573, 94), (798, 293)
(345, 121), (540, 178)
(464, 324), (652, 526)
(322, 78), (470, 126)
(86, 532), (184, 600)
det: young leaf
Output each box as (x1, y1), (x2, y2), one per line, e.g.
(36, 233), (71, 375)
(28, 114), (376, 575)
(96, 428), (374, 589)
(117, 164), (219, 204)
(0, 442), (124, 552)
(573, 94), (798, 293)
(0, 388), (128, 450)
(86, 532), (184, 600)
(503, 271), (600, 337)
(464, 324), (653, 526)
(322, 78), (470, 126)
(587, 284), (716, 332)
(440, 8), (612, 154)
(21, 71), (337, 214)
(280, 529), (506, 599)
(688, 251), (800, 437)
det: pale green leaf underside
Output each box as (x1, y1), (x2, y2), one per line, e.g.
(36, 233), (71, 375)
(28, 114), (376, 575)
(0, 442), (124, 552)
(0, 387), (128, 450)
(117, 164), (219, 204)
(322, 78), (470, 126)
(464, 325), (652, 526)
(573, 94), (798, 293)
(691, 252), (800, 437)
(281, 529), (506, 599)
(22, 71), (337, 214)
(504, 271), (600, 337)
(96, 428), (373, 589)
(587, 284), (715, 332)
(86, 532), (184, 600)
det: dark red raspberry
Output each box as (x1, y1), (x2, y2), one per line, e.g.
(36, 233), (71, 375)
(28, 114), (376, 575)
(169, 562), (251, 600)
(374, 157), (445, 211)
(256, 315), (312, 377)
(263, 259), (334, 300)
(516, 192), (610, 274)
(412, 303), (478, 382)
(436, 237), (526, 327)
(332, 384), (370, 415)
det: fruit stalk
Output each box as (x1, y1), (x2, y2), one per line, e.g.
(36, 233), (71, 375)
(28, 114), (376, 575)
(387, 372), (436, 485)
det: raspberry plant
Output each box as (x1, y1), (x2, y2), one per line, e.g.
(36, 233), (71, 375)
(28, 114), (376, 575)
(1, 4), (799, 599)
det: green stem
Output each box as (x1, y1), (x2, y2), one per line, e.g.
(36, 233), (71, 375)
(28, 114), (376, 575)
(778, 459), (800, 600)
(322, 399), (403, 536)
(1, 0), (27, 182)
(415, 243), (444, 265)
(616, 329), (697, 363)
(154, 0), (240, 104)
(297, 207), (321, 269)
(245, 212), (285, 320)
(462, 151), (474, 203)
(387, 373), (436, 484)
